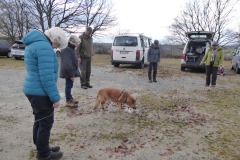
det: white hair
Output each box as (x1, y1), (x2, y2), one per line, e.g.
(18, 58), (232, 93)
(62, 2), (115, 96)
(69, 35), (81, 44)
(44, 27), (68, 49)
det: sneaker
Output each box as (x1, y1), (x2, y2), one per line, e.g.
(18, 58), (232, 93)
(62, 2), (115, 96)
(81, 85), (88, 89)
(149, 80), (152, 83)
(86, 84), (93, 88)
(153, 79), (157, 82)
(66, 100), (78, 108)
(50, 146), (60, 152)
(37, 151), (63, 160)
(71, 99), (79, 104)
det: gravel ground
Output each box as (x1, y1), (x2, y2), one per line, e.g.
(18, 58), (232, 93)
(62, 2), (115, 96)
(0, 61), (231, 160)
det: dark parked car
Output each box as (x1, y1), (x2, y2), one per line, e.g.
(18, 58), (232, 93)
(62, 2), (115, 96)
(181, 31), (214, 71)
(231, 47), (240, 74)
(0, 40), (12, 58)
(11, 40), (26, 60)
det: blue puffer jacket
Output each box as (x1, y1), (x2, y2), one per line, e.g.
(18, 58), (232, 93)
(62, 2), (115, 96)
(22, 30), (60, 103)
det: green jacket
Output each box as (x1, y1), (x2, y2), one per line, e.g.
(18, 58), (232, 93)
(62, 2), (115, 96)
(76, 33), (93, 58)
(200, 47), (224, 67)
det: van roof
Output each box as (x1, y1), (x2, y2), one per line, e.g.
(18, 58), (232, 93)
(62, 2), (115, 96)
(115, 33), (152, 39)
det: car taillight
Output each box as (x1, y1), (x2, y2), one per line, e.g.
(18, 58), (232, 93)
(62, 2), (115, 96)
(182, 53), (186, 59)
(136, 50), (140, 60)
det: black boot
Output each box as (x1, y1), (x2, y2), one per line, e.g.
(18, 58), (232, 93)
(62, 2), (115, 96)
(86, 84), (93, 88)
(37, 151), (63, 160)
(50, 146), (60, 152)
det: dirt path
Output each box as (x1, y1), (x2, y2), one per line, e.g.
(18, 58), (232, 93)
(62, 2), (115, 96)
(0, 62), (235, 160)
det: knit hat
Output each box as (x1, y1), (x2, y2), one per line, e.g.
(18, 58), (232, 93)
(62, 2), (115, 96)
(154, 40), (159, 46)
(211, 41), (219, 46)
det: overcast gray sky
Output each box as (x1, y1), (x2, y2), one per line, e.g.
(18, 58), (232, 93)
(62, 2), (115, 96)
(95, 0), (240, 43)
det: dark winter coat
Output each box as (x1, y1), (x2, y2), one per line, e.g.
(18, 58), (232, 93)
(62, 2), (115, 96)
(147, 46), (161, 62)
(60, 43), (80, 78)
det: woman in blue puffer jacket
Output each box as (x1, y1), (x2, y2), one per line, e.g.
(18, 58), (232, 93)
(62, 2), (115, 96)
(22, 27), (67, 160)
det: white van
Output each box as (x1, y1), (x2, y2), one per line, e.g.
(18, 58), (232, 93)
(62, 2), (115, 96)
(111, 33), (152, 68)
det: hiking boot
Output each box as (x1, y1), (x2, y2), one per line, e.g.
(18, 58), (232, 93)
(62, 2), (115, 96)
(66, 100), (78, 108)
(86, 84), (93, 88)
(81, 85), (88, 89)
(50, 146), (60, 152)
(149, 80), (152, 83)
(153, 79), (157, 82)
(71, 99), (79, 104)
(37, 151), (63, 160)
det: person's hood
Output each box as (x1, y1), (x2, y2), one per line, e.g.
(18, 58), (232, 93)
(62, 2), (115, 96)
(23, 30), (50, 46)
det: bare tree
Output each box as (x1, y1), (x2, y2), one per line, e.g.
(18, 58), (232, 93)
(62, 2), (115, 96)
(76, 0), (117, 36)
(0, 0), (36, 42)
(26, 0), (84, 32)
(168, 0), (239, 45)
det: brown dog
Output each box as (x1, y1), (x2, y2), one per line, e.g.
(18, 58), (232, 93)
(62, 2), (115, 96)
(93, 88), (136, 111)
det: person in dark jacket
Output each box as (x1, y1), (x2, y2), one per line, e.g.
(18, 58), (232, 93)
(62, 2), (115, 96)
(76, 26), (93, 89)
(23, 27), (67, 160)
(147, 40), (161, 83)
(60, 35), (81, 108)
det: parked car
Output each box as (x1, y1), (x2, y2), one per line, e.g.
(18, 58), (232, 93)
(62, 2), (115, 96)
(0, 40), (12, 58)
(231, 47), (240, 74)
(181, 31), (214, 71)
(111, 33), (152, 68)
(11, 40), (25, 60)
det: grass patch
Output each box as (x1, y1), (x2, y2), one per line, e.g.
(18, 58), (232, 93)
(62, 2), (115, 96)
(0, 58), (25, 69)
(29, 149), (36, 159)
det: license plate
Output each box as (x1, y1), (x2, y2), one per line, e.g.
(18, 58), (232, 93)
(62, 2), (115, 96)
(120, 51), (128, 54)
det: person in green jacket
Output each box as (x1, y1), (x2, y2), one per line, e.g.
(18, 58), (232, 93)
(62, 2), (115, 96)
(200, 41), (224, 87)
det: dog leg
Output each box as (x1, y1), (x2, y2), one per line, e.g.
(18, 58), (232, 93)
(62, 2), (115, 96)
(101, 101), (108, 111)
(117, 102), (122, 112)
(93, 98), (100, 110)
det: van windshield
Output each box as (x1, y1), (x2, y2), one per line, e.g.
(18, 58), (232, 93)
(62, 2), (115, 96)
(113, 36), (138, 46)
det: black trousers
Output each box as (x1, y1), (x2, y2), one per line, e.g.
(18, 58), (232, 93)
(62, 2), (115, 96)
(26, 95), (54, 158)
(206, 65), (218, 85)
(79, 57), (91, 86)
(148, 62), (158, 80)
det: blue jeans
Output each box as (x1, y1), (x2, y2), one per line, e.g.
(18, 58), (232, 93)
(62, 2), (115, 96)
(148, 62), (158, 80)
(65, 78), (73, 101)
(26, 95), (54, 158)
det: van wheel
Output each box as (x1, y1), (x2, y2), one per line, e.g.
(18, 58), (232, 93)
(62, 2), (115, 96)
(138, 60), (144, 69)
(114, 63), (119, 67)
(181, 66), (185, 71)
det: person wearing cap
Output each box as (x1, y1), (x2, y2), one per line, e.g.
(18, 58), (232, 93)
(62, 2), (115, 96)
(77, 26), (93, 89)
(200, 41), (224, 87)
(147, 40), (161, 83)
(60, 35), (81, 108)
(22, 27), (67, 160)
